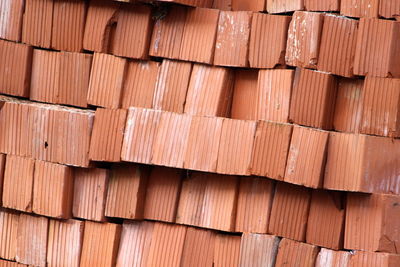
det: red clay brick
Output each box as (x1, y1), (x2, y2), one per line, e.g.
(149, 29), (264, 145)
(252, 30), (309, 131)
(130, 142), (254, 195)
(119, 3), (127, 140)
(230, 70), (259, 120)
(0, 0), (24, 41)
(341, 0), (379, 18)
(275, 238), (319, 267)
(0, 210), (19, 261)
(240, 233), (280, 267)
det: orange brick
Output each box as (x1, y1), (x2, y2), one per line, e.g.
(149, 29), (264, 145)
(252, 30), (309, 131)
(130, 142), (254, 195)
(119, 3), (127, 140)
(360, 76), (400, 137)
(285, 11), (324, 69)
(0, 210), (19, 261)
(22, 0), (53, 48)
(89, 108), (127, 162)
(305, 0), (340, 11)
(349, 251), (400, 267)
(153, 60), (192, 113)
(32, 160), (74, 219)
(83, 0), (119, 52)
(181, 227), (216, 267)
(345, 193), (400, 253)
(177, 172), (238, 232)
(0, 40), (33, 97)
(341, 0), (379, 18)
(16, 214), (48, 267)
(333, 78), (364, 133)
(251, 121), (292, 180)
(268, 183), (311, 241)
(217, 119), (256, 175)
(214, 234), (241, 267)
(121, 108), (162, 164)
(284, 126), (329, 188)
(121, 61), (160, 109)
(256, 69), (294, 123)
(240, 233), (280, 267)
(80, 221), (121, 267)
(0, 154), (5, 205)
(267, 0), (304, 13)
(289, 68), (338, 129)
(0, 0), (24, 41)
(87, 53), (127, 108)
(185, 64), (233, 116)
(249, 13), (291, 68)
(306, 190), (345, 250)
(47, 219), (84, 267)
(2, 155), (34, 212)
(105, 164), (148, 219)
(111, 4), (153, 59)
(275, 238), (319, 267)
(52, 0), (87, 52)
(230, 70), (259, 120)
(315, 248), (351, 267)
(380, 0), (400, 18)
(143, 167), (183, 223)
(212, 0), (232, 10)
(235, 177), (274, 233)
(73, 168), (109, 221)
(214, 11), (252, 67)
(232, 0), (265, 11)
(158, 0), (213, 7)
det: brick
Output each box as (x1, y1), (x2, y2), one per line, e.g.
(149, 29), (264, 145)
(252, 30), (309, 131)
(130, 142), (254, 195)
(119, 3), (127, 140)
(0, 40), (33, 97)
(0, 210), (19, 260)
(2, 155), (34, 212)
(105, 164), (148, 219)
(249, 13), (291, 68)
(354, 19), (400, 78)
(256, 69), (294, 123)
(333, 78), (364, 133)
(22, 0), (53, 48)
(47, 219), (84, 267)
(0, 260), (27, 267)
(147, 223), (187, 267)
(73, 168), (109, 221)
(151, 112), (192, 168)
(149, 6), (187, 59)
(345, 193), (400, 253)
(305, 0), (340, 11)
(268, 183), (311, 241)
(179, 7), (220, 64)
(315, 248), (351, 267)
(16, 214), (48, 267)
(217, 119), (256, 175)
(324, 133), (400, 194)
(232, 0), (265, 11)
(230, 70), (258, 120)
(87, 53), (127, 109)
(267, 0), (304, 13)
(121, 108), (162, 164)
(184, 116), (223, 172)
(181, 228), (216, 267)
(214, 11), (252, 67)
(360, 76), (400, 137)
(318, 15), (359, 77)
(289, 68), (338, 129)
(185, 64), (233, 116)
(153, 60), (192, 113)
(240, 233), (280, 267)
(52, 0), (87, 52)
(380, 0), (400, 18)
(214, 234), (241, 267)
(284, 125), (329, 188)
(286, 11), (324, 69)
(158, 0), (213, 7)
(121, 61), (160, 109)
(89, 108), (127, 162)
(0, 0), (24, 41)
(349, 251), (400, 267)
(235, 177), (274, 233)
(32, 160), (74, 218)
(0, 154), (5, 205)
(341, 0), (379, 18)
(111, 4), (152, 59)
(143, 167), (182, 222)
(80, 221), (121, 267)
(306, 190), (345, 250)
(116, 221), (154, 267)
(275, 238), (319, 267)
(177, 172), (238, 231)
(83, 0), (119, 52)
(250, 121), (292, 180)
(212, 0), (232, 10)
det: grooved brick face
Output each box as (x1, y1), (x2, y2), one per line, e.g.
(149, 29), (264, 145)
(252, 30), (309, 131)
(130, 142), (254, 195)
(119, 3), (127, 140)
(0, 210), (19, 261)
(232, 0), (266, 11)
(285, 11), (324, 69)
(0, 154), (5, 205)
(0, 0), (24, 41)
(275, 238), (319, 267)
(267, 0), (304, 13)
(230, 70), (259, 120)
(214, 234), (241, 267)
(240, 233), (280, 267)
(340, 0), (379, 18)
(380, 0), (400, 18)
(214, 11), (252, 67)
(349, 251), (400, 267)
(304, 0), (339, 11)
(181, 228), (216, 267)
(315, 248), (351, 267)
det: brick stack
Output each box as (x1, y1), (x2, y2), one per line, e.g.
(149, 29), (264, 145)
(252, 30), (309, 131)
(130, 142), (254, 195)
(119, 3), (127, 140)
(0, 0), (400, 266)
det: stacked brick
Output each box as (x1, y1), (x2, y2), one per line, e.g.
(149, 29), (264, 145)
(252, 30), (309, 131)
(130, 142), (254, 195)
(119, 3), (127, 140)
(0, 0), (400, 266)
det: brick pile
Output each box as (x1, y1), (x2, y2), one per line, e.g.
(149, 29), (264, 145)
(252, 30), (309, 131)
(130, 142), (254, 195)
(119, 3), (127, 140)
(0, 0), (400, 266)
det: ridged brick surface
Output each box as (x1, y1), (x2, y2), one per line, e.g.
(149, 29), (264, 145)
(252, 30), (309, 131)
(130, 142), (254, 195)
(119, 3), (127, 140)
(0, 0), (24, 41)
(214, 234), (241, 267)
(275, 238), (319, 267)
(349, 251), (400, 267)
(0, 211), (19, 260)
(232, 0), (265, 11)
(230, 70), (259, 120)
(181, 228), (216, 267)
(340, 0), (379, 18)
(315, 248), (351, 267)
(380, 0), (400, 18)
(239, 233), (280, 267)
(304, 0), (339, 11)
(267, 0), (304, 13)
